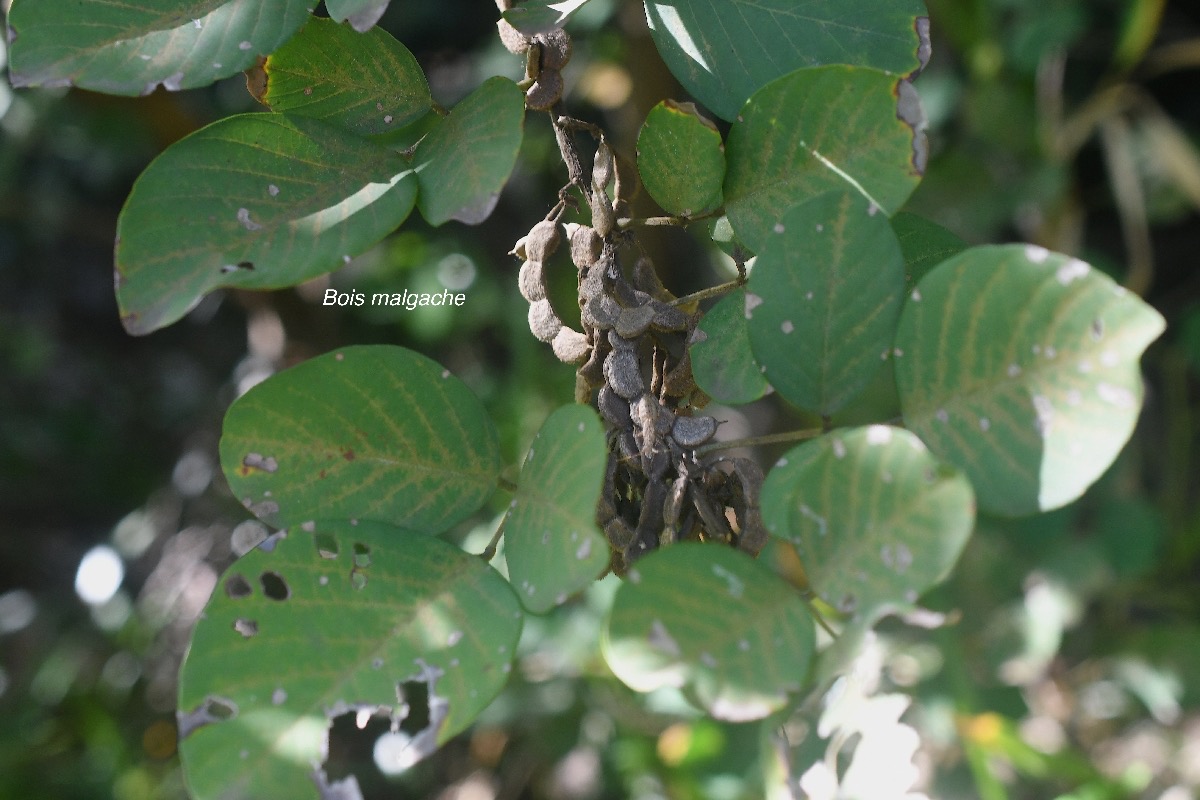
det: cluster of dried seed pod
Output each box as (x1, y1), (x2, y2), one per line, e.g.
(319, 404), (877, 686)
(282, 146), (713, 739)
(513, 219), (591, 364)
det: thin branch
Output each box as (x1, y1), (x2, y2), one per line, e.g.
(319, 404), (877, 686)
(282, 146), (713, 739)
(696, 427), (823, 456)
(668, 278), (744, 308)
(479, 517), (508, 561)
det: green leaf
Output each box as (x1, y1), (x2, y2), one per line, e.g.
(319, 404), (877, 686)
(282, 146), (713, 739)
(691, 290), (769, 405)
(895, 245), (1166, 515)
(637, 100), (725, 217)
(725, 66), (927, 252)
(115, 113), (417, 335)
(6, 0), (311, 95)
(220, 346), (502, 532)
(178, 521), (522, 800)
(644, 0), (930, 121)
(502, 0), (592, 35)
(261, 17), (431, 136)
(503, 405), (610, 614)
(745, 190), (905, 415)
(761, 426), (975, 617)
(891, 212), (967, 292)
(325, 0), (392, 32)
(415, 77), (526, 226)
(604, 544), (816, 721)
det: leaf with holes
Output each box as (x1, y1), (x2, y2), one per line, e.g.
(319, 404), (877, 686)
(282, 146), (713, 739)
(325, 0), (391, 32)
(5, 0), (311, 95)
(414, 77), (525, 226)
(637, 100), (725, 217)
(603, 544), (815, 721)
(892, 212), (966, 292)
(895, 245), (1166, 516)
(220, 346), (502, 532)
(744, 190), (904, 415)
(258, 17), (431, 136)
(761, 426), (975, 618)
(178, 521), (522, 800)
(725, 66), (926, 252)
(115, 113), (417, 334)
(690, 290), (769, 405)
(503, 405), (609, 613)
(644, 0), (929, 122)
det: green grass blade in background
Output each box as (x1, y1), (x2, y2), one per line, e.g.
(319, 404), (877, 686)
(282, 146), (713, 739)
(178, 521), (522, 800)
(725, 66), (926, 252)
(503, 405), (610, 614)
(604, 544), (815, 722)
(761, 426), (975, 618)
(261, 17), (432, 136)
(745, 190), (905, 416)
(115, 113), (417, 334)
(6, 0), (311, 95)
(895, 245), (1166, 515)
(690, 290), (770, 406)
(637, 100), (725, 217)
(644, 0), (928, 121)
(220, 346), (502, 533)
(414, 77), (525, 226)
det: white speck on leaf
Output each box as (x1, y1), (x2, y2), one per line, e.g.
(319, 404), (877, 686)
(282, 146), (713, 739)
(1056, 258), (1089, 284)
(781, 320), (794, 334)
(268, 184), (280, 197)
(816, 223), (824, 232)
(979, 417), (990, 431)
(139, 54), (152, 61)
(648, 619), (681, 656)
(832, 439), (847, 458)
(384, 115), (393, 124)
(578, 422), (586, 433)
(1100, 349), (1119, 367)
(936, 408), (949, 423)
(1097, 382), (1135, 408)
(911, 288), (922, 301)
(1007, 363), (1021, 378)
(1025, 244), (1049, 263)
(868, 202), (880, 216)
(776, 457), (788, 467)
(272, 687), (287, 705)
(744, 293), (764, 320)
(774, 223), (785, 234)
(799, 504), (828, 537)
(239, 41), (253, 51)
(1078, 360), (1093, 374)
(447, 630), (463, 646)
(805, 291), (814, 300)
(711, 564), (745, 598)
(575, 538), (593, 560)
(867, 425), (892, 445)
(739, 639), (750, 651)
(700, 652), (718, 668)
(319, 575), (329, 586)
(192, 19), (202, 29)
(236, 208), (263, 231)
(893, 347), (904, 357)
(1045, 346), (1057, 359)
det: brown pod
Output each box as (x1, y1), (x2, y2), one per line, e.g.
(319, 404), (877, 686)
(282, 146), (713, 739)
(650, 300), (689, 332)
(597, 385), (631, 428)
(525, 220), (561, 263)
(518, 259), (546, 302)
(535, 28), (572, 70)
(582, 294), (618, 330)
(592, 141), (615, 192)
(497, 18), (529, 54)
(569, 224), (602, 268)
(579, 339), (607, 387)
(528, 299), (563, 343)
(525, 69), (564, 111)
(671, 414), (718, 448)
(604, 349), (644, 400)
(614, 304), (657, 339)
(552, 326), (590, 364)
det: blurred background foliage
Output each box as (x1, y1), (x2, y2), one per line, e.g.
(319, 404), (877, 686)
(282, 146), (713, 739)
(2, 0), (1200, 798)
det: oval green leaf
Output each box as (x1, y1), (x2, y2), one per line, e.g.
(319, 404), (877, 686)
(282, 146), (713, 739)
(761, 425), (975, 617)
(178, 521), (522, 800)
(644, 0), (929, 121)
(637, 100), (725, 217)
(325, 0), (391, 32)
(261, 17), (431, 136)
(503, 0), (592, 35)
(690, 290), (769, 405)
(745, 190), (905, 415)
(891, 212), (967, 292)
(115, 113), (417, 334)
(220, 346), (502, 532)
(725, 66), (927, 252)
(895, 245), (1166, 516)
(6, 0), (311, 95)
(604, 543), (816, 722)
(503, 405), (610, 614)
(415, 77), (526, 226)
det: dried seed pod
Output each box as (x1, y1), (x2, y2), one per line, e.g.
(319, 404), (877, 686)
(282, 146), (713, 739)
(597, 385), (631, 428)
(579, 265), (606, 304)
(592, 141), (615, 192)
(525, 219), (561, 263)
(662, 472), (690, 540)
(582, 294), (618, 330)
(617, 429), (639, 461)
(630, 394), (659, 434)
(569, 224), (602, 269)
(497, 18), (529, 54)
(615, 303), (656, 339)
(604, 349), (644, 399)
(518, 259), (546, 302)
(633, 257), (673, 302)
(671, 414), (718, 448)
(528, 299), (563, 343)
(525, 69), (563, 111)
(604, 517), (635, 550)
(607, 329), (636, 353)
(589, 184), (616, 237)
(655, 405), (676, 437)
(579, 338), (607, 387)
(650, 300), (689, 332)
(535, 28), (572, 70)
(552, 326), (590, 364)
